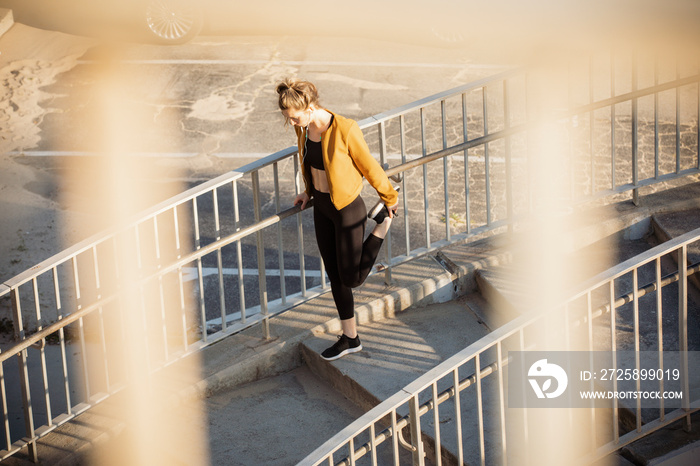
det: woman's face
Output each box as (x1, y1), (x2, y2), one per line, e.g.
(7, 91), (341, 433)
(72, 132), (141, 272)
(282, 106), (313, 128)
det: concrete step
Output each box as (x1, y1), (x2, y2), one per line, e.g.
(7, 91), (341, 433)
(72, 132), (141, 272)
(652, 208), (700, 262)
(457, 291), (513, 332)
(302, 300), (494, 465)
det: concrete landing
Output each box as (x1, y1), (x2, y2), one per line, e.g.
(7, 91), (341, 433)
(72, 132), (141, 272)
(302, 301), (490, 408)
(302, 300), (495, 465)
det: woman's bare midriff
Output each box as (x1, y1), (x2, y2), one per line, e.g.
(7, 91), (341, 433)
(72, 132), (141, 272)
(311, 167), (330, 193)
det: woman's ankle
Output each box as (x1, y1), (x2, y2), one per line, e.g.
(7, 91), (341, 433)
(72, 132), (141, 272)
(371, 216), (392, 239)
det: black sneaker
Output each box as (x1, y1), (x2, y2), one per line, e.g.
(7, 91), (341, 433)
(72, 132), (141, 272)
(321, 334), (362, 361)
(368, 203), (391, 224)
(368, 187), (400, 224)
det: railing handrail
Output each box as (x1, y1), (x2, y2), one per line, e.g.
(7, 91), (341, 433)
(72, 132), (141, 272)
(0, 148), (298, 292)
(1, 69), (530, 294)
(300, 225), (700, 465)
(3, 69), (698, 295)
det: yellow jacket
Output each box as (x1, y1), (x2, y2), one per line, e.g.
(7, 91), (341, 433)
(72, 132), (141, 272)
(295, 111), (398, 211)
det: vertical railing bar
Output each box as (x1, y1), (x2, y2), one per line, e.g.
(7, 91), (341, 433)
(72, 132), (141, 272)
(421, 107), (431, 248)
(409, 394), (425, 465)
(632, 54), (640, 205)
(400, 114), (411, 253)
(72, 255), (82, 310)
(475, 352), (486, 466)
(197, 256), (207, 343)
(441, 100), (451, 243)
(252, 171), (270, 339)
(232, 180), (246, 320)
(462, 93), (471, 235)
(0, 360), (11, 451)
(175, 208), (189, 349)
(483, 86), (492, 225)
(273, 162), (287, 304)
(633, 268), (641, 431)
(32, 277), (53, 426)
(348, 437), (355, 466)
(496, 341), (507, 465)
(92, 246), (111, 393)
(655, 257), (664, 421)
(72, 256), (91, 400)
(193, 197), (201, 251)
(610, 280), (619, 443)
(153, 216), (161, 264)
(32, 277), (42, 325)
(34, 277), (52, 425)
(679, 245), (690, 430)
(452, 367), (464, 466)
(293, 155), (308, 297)
(173, 206), (181, 259)
(53, 266), (72, 416)
(178, 266), (188, 352)
(193, 196), (203, 342)
(213, 189), (227, 330)
(391, 408), (400, 466)
(369, 423), (378, 466)
(379, 120), (394, 284)
(432, 381), (442, 466)
(12, 288), (38, 463)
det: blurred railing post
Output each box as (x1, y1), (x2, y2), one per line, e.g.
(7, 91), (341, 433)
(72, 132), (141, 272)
(11, 289), (37, 463)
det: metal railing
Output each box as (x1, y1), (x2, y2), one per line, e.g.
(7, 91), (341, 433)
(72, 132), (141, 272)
(0, 52), (699, 461)
(300, 227), (700, 465)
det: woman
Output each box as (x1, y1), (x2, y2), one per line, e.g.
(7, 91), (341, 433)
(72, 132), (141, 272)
(276, 78), (398, 361)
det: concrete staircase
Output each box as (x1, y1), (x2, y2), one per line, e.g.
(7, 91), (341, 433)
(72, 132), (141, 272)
(201, 185), (700, 465)
(4, 183), (700, 465)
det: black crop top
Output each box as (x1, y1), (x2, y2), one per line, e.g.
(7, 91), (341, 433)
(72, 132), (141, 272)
(305, 139), (324, 170)
(303, 115), (333, 171)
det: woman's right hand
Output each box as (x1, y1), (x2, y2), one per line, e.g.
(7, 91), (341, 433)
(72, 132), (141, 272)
(294, 192), (310, 210)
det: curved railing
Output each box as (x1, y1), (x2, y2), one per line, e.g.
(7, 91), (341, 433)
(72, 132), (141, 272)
(300, 227), (700, 465)
(0, 54), (698, 461)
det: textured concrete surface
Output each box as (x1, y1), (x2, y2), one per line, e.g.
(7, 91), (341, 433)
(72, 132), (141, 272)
(302, 300), (504, 466)
(206, 365), (364, 466)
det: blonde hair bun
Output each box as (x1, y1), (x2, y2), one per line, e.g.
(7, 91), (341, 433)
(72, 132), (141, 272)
(276, 78), (320, 111)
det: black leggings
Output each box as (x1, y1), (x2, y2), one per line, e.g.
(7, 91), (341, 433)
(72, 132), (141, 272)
(313, 189), (383, 320)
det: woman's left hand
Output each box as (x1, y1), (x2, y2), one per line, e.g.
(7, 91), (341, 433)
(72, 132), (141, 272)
(388, 205), (398, 218)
